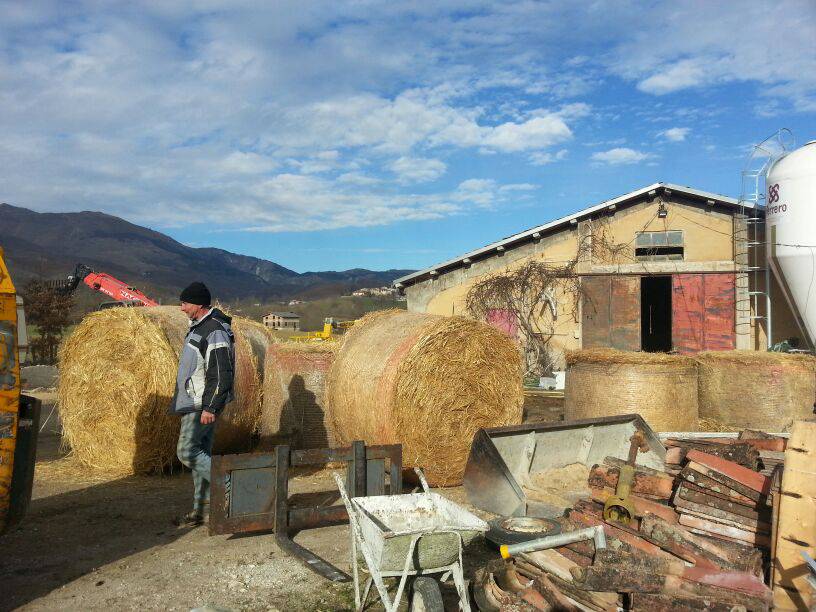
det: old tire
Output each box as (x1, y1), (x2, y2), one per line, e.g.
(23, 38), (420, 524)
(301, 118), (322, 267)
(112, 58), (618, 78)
(409, 577), (444, 612)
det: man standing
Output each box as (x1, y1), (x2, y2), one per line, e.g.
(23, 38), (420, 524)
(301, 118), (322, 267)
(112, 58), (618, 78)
(171, 282), (235, 526)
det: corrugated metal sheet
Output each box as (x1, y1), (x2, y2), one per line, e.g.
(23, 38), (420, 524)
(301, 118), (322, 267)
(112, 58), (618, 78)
(672, 273), (736, 353)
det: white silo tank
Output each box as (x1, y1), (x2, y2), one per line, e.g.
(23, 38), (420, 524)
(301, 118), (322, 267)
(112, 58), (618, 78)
(766, 140), (816, 346)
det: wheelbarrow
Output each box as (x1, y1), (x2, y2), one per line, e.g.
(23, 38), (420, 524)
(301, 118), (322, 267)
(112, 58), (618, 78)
(333, 469), (488, 612)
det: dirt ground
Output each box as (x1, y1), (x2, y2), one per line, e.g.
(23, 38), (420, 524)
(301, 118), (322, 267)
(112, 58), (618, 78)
(1, 393), (496, 611)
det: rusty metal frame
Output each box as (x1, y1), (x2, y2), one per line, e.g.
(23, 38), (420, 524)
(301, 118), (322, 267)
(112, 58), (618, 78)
(210, 441), (402, 581)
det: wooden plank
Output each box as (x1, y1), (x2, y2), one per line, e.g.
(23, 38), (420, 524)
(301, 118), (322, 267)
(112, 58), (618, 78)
(630, 592), (759, 612)
(672, 273), (705, 354)
(665, 446), (685, 464)
(680, 466), (757, 505)
(663, 439), (759, 469)
(521, 548), (619, 609)
(582, 275), (641, 350)
(677, 484), (767, 520)
(702, 273), (736, 351)
(671, 274), (736, 354)
(582, 276), (612, 349)
(610, 276), (640, 351)
(595, 548), (769, 597)
(772, 420), (816, 611)
(686, 450), (771, 494)
(683, 462), (763, 502)
(574, 565), (770, 608)
(673, 496), (769, 532)
(679, 514), (772, 547)
(640, 514), (763, 574)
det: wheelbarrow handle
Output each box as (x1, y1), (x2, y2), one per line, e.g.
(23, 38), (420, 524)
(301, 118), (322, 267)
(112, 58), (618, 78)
(414, 467), (431, 494)
(332, 472), (352, 508)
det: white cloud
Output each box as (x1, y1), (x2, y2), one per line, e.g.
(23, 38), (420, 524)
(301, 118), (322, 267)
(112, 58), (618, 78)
(482, 115), (573, 152)
(529, 149), (569, 165)
(638, 60), (707, 95)
(220, 152), (279, 175)
(591, 147), (655, 165)
(337, 172), (381, 186)
(660, 127), (690, 142)
(0, 1), (812, 239)
(607, 1), (816, 110)
(389, 156), (447, 184)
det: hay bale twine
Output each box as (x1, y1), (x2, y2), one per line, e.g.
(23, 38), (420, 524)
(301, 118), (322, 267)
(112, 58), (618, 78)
(695, 350), (816, 432)
(327, 310), (524, 486)
(59, 306), (188, 475)
(564, 349), (698, 431)
(258, 342), (337, 451)
(212, 318), (275, 454)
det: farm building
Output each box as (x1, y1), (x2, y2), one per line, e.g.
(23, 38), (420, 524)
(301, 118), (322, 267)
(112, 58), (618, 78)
(394, 182), (800, 369)
(263, 311), (301, 331)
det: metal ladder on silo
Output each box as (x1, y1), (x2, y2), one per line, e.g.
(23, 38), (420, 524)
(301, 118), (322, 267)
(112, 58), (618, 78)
(737, 129), (794, 349)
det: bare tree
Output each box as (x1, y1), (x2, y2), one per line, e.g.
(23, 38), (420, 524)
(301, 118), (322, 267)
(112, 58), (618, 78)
(466, 221), (627, 376)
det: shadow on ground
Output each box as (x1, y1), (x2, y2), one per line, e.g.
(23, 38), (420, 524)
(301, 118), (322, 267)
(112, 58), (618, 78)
(0, 469), (194, 611)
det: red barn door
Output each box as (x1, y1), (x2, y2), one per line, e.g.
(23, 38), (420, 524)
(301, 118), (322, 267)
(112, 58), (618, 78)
(672, 273), (736, 353)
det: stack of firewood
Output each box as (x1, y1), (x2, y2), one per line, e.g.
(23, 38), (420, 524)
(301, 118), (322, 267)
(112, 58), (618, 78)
(477, 430), (789, 611)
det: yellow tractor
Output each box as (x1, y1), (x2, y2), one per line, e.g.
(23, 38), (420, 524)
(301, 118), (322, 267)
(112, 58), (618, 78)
(292, 317), (355, 342)
(0, 247), (40, 535)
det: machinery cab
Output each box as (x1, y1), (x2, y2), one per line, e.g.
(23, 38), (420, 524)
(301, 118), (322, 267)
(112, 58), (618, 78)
(0, 248), (41, 535)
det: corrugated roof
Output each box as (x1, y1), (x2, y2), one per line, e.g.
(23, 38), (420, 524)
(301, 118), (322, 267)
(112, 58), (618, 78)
(266, 311), (300, 318)
(394, 182), (748, 289)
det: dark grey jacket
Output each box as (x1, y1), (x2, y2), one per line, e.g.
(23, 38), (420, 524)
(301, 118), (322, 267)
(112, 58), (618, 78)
(171, 308), (235, 415)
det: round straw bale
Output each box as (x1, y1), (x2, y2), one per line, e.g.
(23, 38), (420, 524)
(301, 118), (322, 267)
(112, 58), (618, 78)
(564, 348), (698, 431)
(58, 306), (188, 475)
(695, 350), (816, 432)
(258, 342), (338, 451)
(327, 310), (524, 486)
(212, 318), (275, 454)
(59, 307), (274, 474)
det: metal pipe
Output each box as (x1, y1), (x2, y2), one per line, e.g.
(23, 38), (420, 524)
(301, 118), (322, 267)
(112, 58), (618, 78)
(766, 263), (773, 349)
(500, 526), (606, 559)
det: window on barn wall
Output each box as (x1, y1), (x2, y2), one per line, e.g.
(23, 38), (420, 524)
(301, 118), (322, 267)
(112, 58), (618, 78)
(635, 231), (684, 261)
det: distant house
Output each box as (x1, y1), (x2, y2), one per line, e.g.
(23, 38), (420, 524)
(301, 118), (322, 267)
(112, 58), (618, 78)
(288, 299), (304, 306)
(351, 286), (398, 297)
(263, 311), (301, 331)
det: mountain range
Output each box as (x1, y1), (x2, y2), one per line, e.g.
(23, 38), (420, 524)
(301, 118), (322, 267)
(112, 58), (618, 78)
(0, 203), (413, 302)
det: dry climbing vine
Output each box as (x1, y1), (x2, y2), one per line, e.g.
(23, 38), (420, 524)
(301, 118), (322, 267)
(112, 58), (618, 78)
(466, 220), (627, 376)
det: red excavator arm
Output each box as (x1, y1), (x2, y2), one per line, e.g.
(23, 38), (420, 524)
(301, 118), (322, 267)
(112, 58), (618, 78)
(54, 263), (159, 307)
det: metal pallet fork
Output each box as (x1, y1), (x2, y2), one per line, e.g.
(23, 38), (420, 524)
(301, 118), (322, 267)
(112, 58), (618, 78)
(209, 441), (402, 581)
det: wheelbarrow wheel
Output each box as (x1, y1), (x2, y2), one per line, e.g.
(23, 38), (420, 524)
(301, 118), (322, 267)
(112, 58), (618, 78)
(409, 577), (444, 612)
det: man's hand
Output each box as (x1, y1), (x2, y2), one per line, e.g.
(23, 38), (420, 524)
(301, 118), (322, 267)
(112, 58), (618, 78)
(200, 411), (216, 425)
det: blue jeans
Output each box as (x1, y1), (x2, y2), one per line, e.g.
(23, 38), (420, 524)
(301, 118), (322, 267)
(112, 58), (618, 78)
(177, 412), (215, 512)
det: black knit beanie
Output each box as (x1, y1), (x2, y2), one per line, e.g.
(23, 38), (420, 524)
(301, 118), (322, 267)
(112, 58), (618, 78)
(180, 282), (211, 306)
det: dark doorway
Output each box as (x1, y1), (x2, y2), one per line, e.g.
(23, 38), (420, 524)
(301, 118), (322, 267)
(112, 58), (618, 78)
(641, 276), (672, 352)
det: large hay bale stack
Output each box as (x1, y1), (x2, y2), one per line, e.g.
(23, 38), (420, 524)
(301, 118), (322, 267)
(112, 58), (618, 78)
(59, 307), (272, 474)
(565, 349), (698, 431)
(258, 342), (337, 450)
(327, 310), (524, 486)
(695, 351), (816, 432)
(212, 318), (275, 454)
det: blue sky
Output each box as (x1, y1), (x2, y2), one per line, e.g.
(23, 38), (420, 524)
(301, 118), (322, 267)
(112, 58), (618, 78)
(1, 1), (814, 273)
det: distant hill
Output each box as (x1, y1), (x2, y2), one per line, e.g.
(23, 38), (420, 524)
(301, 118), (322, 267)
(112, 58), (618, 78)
(0, 203), (413, 302)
